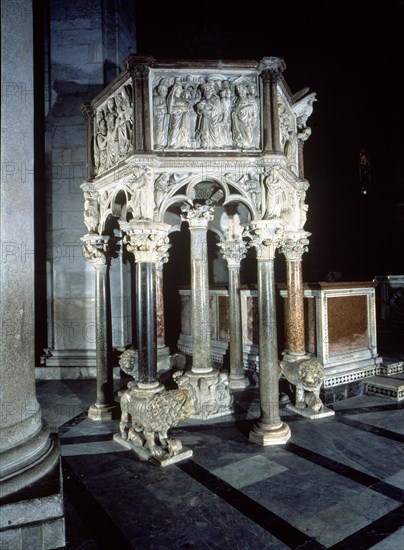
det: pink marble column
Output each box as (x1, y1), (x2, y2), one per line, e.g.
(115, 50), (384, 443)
(281, 234), (310, 359)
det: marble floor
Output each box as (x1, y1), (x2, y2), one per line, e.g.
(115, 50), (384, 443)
(36, 326), (404, 550)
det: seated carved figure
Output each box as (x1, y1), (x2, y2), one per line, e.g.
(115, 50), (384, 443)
(280, 358), (324, 412)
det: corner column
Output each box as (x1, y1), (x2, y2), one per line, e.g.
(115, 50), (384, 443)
(218, 240), (248, 389)
(246, 221), (291, 445)
(121, 221), (171, 390)
(281, 232), (310, 360)
(81, 234), (118, 419)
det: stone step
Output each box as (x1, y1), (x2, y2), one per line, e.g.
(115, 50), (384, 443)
(378, 361), (404, 376)
(365, 376), (404, 401)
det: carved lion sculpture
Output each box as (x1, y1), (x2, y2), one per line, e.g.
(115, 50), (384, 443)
(119, 387), (192, 457)
(280, 358), (324, 412)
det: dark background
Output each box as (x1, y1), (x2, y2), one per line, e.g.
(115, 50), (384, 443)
(135, 0), (404, 282)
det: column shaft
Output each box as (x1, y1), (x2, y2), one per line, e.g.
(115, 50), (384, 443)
(136, 262), (157, 384)
(257, 258), (282, 426)
(94, 264), (114, 406)
(190, 227), (212, 373)
(156, 265), (166, 348)
(228, 265), (247, 385)
(285, 260), (306, 355)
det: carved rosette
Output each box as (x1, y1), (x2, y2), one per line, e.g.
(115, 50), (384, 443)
(218, 240), (247, 268)
(180, 202), (214, 229)
(244, 220), (284, 261)
(281, 232), (311, 262)
(121, 222), (171, 264)
(81, 235), (111, 269)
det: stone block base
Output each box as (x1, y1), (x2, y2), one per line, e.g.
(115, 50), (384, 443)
(286, 403), (335, 419)
(88, 402), (120, 420)
(113, 433), (193, 467)
(249, 421), (291, 446)
(0, 449), (65, 549)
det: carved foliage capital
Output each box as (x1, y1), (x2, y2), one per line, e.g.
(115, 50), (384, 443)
(181, 202), (214, 228)
(218, 240), (247, 267)
(244, 221), (284, 260)
(281, 233), (310, 261)
(124, 227), (171, 264)
(81, 235), (111, 268)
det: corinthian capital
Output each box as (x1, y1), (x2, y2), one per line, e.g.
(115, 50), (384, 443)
(244, 220), (284, 260)
(180, 201), (214, 229)
(218, 240), (247, 268)
(121, 221), (171, 264)
(81, 234), (111, 268)
(281, 232), (310, 261)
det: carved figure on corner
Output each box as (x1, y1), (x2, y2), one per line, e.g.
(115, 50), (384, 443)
(280, 358), (325, 412)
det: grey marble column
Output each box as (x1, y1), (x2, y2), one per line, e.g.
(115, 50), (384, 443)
(281, 234), (310, 359)
(121, 221), (171, 391)
(218, 240), (248, 389)
(82, 235), (118, 419)
(182, 204), (214, 374)
(0, 1), (64, 545)
(180, 203), (234, 419)
(246, 222), (291, 445)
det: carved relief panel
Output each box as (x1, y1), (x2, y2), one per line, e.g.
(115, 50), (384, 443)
(93, 80), (133, 176)
(151, 71), (262, 152)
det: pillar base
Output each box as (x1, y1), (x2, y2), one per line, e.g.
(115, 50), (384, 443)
(88, 402), (119, 421)
(113, 433), (193, 467)
(0, 436), (65, 549)
(181, 370), (234, 420)
(229, 374), (249, 390)
(282, 352), (311, 362)
(249, 420), (291, 446)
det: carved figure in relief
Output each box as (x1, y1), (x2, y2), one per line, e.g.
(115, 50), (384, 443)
(280, 359), (325, 412)
(83, 191), (100, 233)
(95, 114), (108, 173)
(231, 83), (258, 149)
(167, 79), (191, 149)
(127, 167), (153, 220)
(115, 87), (132, 158)
(153, 79), (170, 149)
(154, 173), (171, 212)
(219, 83), (232, 147)
(263, 169), (287, 220)
(195, 81), (223, 148)
(283, 189), (308, 231)
(105, 97), (118, 169)
(240, 169), (262, 212)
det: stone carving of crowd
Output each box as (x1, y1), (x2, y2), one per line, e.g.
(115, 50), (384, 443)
(153, 76), (261, 151)
(94, 84), (133, 174)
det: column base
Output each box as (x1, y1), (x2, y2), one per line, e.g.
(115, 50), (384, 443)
(88, 402), (119, 421)
(0, 436), (65, 549)
(249, 420), (291, 446)
(229, 374), (249, 390)
(180, 370), (234, 420)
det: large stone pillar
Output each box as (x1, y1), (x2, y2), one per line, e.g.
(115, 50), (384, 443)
(281, 232), (310, 359)
(0, 1), (65, 545)
(246, 221), (291, 445)
(180, 203), (233, 419)
(218, 240), (248, 389)
(81, 234), (118, 420)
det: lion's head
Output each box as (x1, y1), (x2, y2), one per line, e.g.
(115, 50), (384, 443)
(119, 348), (138, 378)
(297, 359), (324, 390)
